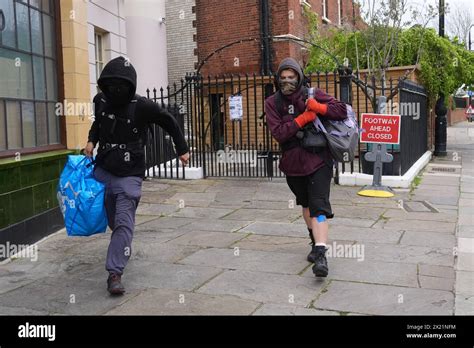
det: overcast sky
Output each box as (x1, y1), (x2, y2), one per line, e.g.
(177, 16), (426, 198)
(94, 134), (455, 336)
(359, 0), (474, 35)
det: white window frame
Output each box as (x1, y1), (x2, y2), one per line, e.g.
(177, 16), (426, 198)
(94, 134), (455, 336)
(94, 31), (104, 86)
(322, 0), (331, 23)
(300, 0), (311, 8)
(338, 0), (342, 26)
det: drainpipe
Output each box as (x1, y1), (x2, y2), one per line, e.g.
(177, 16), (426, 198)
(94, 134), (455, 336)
(259, 0), (272, 75)
(352, 0), (356, 27)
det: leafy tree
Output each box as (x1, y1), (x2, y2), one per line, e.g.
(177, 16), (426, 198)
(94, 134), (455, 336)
(304, 3), (474, 105)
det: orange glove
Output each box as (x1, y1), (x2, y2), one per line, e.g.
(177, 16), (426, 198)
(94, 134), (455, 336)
(306, 98), (328, 115)
(294, 111), (317, 128)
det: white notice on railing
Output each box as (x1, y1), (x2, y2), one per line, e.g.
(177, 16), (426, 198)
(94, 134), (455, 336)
(229, 95), (243, 121)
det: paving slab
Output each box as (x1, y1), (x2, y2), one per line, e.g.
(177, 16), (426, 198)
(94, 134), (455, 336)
(361, 243), (454, 266)
(301, 258), (419, 288)
(313, 280), (454, 315)
(400, 231), (456, 248)
(167, 231), (247, 248)
(380, 219), (456, 234)
(253, 303), (340, 316)
(222, 208), (301, 223)
(180, 219), (252, 233)
(196, 270), (325, 307)
(0, 276), (140, 315)
(240, 221), (309, 238)
(179, 248), (308, 275)
(170, 207), (236, 219)
(105, 288), (260, 315)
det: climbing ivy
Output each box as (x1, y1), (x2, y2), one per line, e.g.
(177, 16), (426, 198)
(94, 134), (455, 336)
(303, 8), (474, 104)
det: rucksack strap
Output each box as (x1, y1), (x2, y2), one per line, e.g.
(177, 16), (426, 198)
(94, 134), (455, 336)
(274, 90), (285, 118)
(275, 88), (310, 152)
(96, 95), (154, 142)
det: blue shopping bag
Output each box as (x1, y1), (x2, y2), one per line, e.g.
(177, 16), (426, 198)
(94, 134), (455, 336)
(57, 155), (108, 236)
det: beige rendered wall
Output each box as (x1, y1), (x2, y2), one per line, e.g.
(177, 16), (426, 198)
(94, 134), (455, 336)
(60, 0), (91, 151)
(87, 0), (127, 99)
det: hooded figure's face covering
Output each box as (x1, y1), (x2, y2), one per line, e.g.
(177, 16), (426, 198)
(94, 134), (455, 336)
(279, 69), (299, 95)
(279, 78), (298, 95)
(97, 56), (137, 107)
(102, 78), (132, 106)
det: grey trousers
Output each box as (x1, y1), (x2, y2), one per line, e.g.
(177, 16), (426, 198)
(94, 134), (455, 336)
(93, 166), (143, 275)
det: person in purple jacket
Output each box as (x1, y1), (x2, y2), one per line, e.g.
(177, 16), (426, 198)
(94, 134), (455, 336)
(265, 57), (347, 277)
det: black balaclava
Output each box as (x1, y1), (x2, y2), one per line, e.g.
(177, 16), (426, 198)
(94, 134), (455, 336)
(97, 56), (137, 107)
(102, 78), (132, 105)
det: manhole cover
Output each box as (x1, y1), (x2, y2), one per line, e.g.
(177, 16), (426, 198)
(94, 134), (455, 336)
(430, 167), (456, 172)
(402, 200), (439, 213)
(426, 164), (461, 175)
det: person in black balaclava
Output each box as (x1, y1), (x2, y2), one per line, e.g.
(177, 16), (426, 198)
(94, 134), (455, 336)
(84, 56), (189, 295)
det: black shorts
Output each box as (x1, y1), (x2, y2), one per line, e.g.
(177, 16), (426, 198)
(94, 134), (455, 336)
(286, 164), (334, 219)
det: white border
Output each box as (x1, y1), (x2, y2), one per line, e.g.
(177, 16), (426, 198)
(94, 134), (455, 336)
(360, 113), (401, 145)
(337, 151), (432, 188)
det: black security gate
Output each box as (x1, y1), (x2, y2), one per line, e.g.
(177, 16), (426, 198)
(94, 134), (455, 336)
(349, 73), (429, 177)
(144, 71), (428, 181)
(144, 71), (343, 180)
(192, 73), (282, 179)
(144, 74), (285, 179)
(398, 80), (428, 175)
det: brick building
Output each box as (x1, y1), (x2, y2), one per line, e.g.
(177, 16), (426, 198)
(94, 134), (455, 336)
(166, 0), (198, 87)
(165, 0), (364, 84)
(194, 0), (364, 77)
(166, 0), (364, 155)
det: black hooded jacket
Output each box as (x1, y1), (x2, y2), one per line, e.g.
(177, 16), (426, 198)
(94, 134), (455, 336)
(88, 56), (189, 177)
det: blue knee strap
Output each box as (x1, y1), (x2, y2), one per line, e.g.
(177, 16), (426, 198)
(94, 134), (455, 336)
(316, 215), (327, 223)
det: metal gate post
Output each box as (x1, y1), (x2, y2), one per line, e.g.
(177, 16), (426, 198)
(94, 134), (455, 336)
(334, 65), (353, 184)
(197, 75), (207, 177)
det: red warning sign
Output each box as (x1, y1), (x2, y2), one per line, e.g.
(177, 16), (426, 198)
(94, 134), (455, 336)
(360, 113), (401, 144)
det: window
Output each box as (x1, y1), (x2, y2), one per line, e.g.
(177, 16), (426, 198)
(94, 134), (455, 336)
(0, 0), (16, 47)
(21, 101), (35, 148)
(94, 31), (104, 90)
(31, 8), (43, 54)
(42, 13), (54, 57)
(0, 0), (59, 153)
(35, 102), (47, 146)
(338, 0), (343, 26)
(299, 0), (311, 8)
(0, 100), (6, 150)
(15, 1), (30, 51)
(33, 55), (46, 99)
(322, 0), (330, 23)
(6, 100), (21, 149)
(0, 49), (34, 99)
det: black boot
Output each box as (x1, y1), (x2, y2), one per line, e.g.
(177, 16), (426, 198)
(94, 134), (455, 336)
(307, 228), (317, 263)
(107, 273), (125, 295)
(312, 245), (329, 277)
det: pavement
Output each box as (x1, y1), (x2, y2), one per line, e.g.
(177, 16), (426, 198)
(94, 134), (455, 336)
(0, 122), (473, 316)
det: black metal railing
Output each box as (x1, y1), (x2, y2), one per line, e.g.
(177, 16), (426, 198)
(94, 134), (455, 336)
(398, 80), (428, 175)
(144, 80), (187, 179)
(144, 70), (428, 180)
